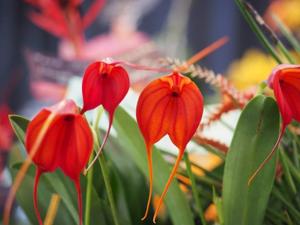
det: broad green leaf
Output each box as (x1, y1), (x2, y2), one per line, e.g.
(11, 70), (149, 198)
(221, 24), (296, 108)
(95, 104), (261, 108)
(113, 107), (195, 225)
(223, 95), (279, 225)
(105, 136), (155, 225)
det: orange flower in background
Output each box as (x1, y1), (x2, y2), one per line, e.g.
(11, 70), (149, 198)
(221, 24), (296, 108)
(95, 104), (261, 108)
(265, 0), (300, 31)
(136, 72), (203, 223)
(81, 61), (130, 171)
(25, 99), (93, 225)
(249, 64), (300, 184)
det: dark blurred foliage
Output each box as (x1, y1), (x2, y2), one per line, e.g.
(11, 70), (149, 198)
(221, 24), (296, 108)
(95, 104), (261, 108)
(0, 0), (270, 111)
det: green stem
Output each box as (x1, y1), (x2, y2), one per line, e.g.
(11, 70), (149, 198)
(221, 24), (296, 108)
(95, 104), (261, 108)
(84, 157), (94, 225)
(84, 107), (104, 225)
(90, 107), (120, 225)
(183, 152), (207, 225)
(235, 0), (283, 63)
(277, 43), (296, 64)
(98, 154), (120, 225)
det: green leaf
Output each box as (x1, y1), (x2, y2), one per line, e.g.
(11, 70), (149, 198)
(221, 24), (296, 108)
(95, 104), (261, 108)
(235, 0), (283, 63)
(213, 186), (223, 225)
(9, 115), (30, 145)
(113, 107), (195, 225)
(223, 95), (280, 225)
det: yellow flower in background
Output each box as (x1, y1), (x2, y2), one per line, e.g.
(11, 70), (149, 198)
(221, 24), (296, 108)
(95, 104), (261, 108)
(227, 49), (277, 90)
(265, 0), (300, 31)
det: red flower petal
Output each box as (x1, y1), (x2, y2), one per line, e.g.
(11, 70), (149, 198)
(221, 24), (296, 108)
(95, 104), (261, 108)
(136, 72), (203, 222)
(81, 61), (129, 171)
(25, 99), (93, 225)
(250, 64), (300, 184)
(81, 61), (130, 114)
(0, 105), (14, 150)
(268, 64), (300, 126)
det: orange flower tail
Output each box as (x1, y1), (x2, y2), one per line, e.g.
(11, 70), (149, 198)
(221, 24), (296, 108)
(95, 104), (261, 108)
(74, 178), (83, 225)
(153, 151), (184, 224)
(33, 169), (43, 225)
(85, 114), (113, 172)
(184, 36), (229, 69)
(141, 146), (153, 221)
(248, 125), (286, 185)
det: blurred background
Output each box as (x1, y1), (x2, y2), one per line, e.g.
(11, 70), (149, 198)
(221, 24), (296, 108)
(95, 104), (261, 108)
(0, 0), (272, 111)
(1, 0), (300, 224)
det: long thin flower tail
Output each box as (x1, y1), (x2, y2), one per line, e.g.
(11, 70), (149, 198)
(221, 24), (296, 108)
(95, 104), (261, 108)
(33, 168), (43, 225)
(141, 147), (153, 221)
(248, 125), (286, 185)
(153, 151), (184, 223)
(74, 178), (83, 225)
(117, 36), (228, 74)
(85, 114), (113, 173)
(179, 36), (229, 70)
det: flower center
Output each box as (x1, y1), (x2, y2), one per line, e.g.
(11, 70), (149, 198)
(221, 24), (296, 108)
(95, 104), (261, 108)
(171, 86), (180, 97)
(64, 115), (74, 122)
(59, 0), (70, 9)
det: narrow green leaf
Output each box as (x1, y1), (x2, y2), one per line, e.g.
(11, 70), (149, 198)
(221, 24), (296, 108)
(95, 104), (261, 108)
(113, 107), (195, 225)
(272, 14), (300, 54)
(279, 149), (297, 194)
(213, 187), (224, 225)
(235, 0), (282, 63)
(223, 95), (280, 225)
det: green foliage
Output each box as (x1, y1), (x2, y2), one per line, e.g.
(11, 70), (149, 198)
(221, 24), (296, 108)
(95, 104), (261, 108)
(113, 107), (195, 225)
(223, 95), (279, 225)
(8, 108), (195, 225)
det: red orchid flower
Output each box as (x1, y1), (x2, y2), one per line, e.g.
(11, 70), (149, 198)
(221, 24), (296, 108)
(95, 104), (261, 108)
(81, 61), (130, 171)
(25, 0), (105, 51)
(0, 104), (14, 151)
(136, 72), (204, 223)
(82, 38), (228, 171)
(25, 99), (93, 225)
(249, 64), (300, 184)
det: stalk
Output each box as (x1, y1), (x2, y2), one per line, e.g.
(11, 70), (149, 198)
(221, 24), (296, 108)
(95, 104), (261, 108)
(183, 152), (207, 225)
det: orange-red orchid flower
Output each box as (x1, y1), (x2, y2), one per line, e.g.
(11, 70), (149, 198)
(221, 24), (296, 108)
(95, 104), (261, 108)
(249, 64), (300, 184)
(25, 99), (93, 225)
(81, 61), (129, 171)
(136, 72), (204, 223)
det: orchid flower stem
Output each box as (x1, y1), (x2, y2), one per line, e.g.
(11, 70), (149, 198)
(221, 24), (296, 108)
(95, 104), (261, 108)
(98, 154), (120, 225)
(90, 107), (120, 225)
(276, 43), (296, 64)
(84, 107), (104, 225)
(235, 0), (283, 64)
(84, 155), (94, 225)
(183, 152), (207, 225)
